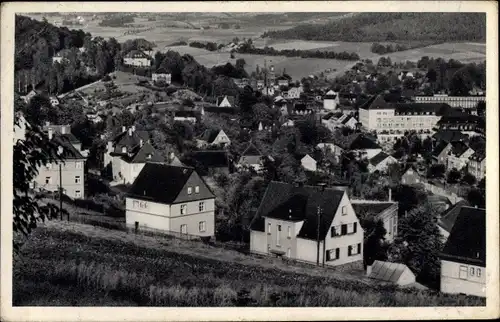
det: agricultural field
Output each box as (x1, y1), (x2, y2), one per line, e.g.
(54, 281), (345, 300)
(378, 42), (486, 63)
(13, 220), (486, 306)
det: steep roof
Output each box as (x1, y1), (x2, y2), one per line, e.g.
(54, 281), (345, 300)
(438, 200), (471, 233)
(124, 50), (150, 59)
(128, 163), (214, 204)
(432, 130), (468, 144)
(369, 151), (391, 166)
(241, 142), (262, 157)
(201, 129), (222, 144)
(440, 206), (486, 267)
(121, 142), (164, 164)
(432, 141), (450, 157)
(51, 134), (85, 160)
(352, 202), (397, 220)
(469, 151), (486, 162)
(368, 261), (415, 284)
(174, 110), (198, 118)
(216, 95), (235, 107)
(335, 133), (381, 150)
(340, 115), (355, 125)
(449, 141), (470, 157)
(250, 181), (345, 240)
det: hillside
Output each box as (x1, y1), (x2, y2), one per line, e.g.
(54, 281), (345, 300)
(262, 13), (486, 43)
(13, 221), (486, 306)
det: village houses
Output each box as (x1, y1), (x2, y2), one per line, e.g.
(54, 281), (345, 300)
(126, 163), (215, 239)
(367, 151), (398, 173)
(152, 67), (172, 84)
(323, 90), (340, 110)
(197, 129), (231, 148)
(123, 50), (152, 67)
(249, 182), (364, 267)
(446, 141), (475, 171)
(317, 133), (382, 163)
(236, 142), (266, 172)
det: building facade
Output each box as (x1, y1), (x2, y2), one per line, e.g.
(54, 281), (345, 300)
(123, 50), (152, 67)
(467, 152), (486, 181)
(413, 94), (485, 109)
(126, 164), (215, 238)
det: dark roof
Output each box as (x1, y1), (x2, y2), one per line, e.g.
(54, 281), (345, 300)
(241, 142), (262, 157)
(432, 130), (468, 144)
(51, 134), (85, 160)
(440, 206), (486, 267)
(432, 141), (450, 157)
(125, 50), (150, 59)
(111, 130), (150, 155)
(322, 113), (335, 121)
(250, 181), (345, 240)
(449, 141), (470, 157)
(369, 151), (391, 166)
(438, 200), (471, 233)
(358, 95), (390, 110)
(335, 133), (381, 150)
(469, 151), (486, 162)
(121, 142), (164, 164)
(340, 115), (354, 125)
(187, 151), (229, 168)
(128, 163), (214, 204)
(395, 103), (450, 115)
(352, 202), (396, 219)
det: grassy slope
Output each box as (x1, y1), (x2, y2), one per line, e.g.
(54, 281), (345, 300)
(13, 221), (485, 307)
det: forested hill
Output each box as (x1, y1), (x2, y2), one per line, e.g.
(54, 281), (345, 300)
(262, 13), (486, 43)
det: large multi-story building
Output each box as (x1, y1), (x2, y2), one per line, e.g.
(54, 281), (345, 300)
(358, 94), (450, 143)
(123, 50), (152, 67)
(467, 151), (486, 181)
(126, 163), (215, 239)
(413, 94), (485, 109)
(250, 182), (364, 267)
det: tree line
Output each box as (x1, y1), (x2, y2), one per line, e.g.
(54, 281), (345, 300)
(98, 14), (135, 27)
(262, 13), (486, 43)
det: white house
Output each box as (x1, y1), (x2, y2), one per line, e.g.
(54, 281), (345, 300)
(338, 114), (358, 130)
(467, 152), (485, 181)
(152, 67), (172, 84)
(249, 181), (364, 267)
(440, 206), (485, 297)
(447, 141), (475, 171)
(287, 86), (303, 99)
(317, 133), (382, 162)
(126, 163), (215, 239)
(351, 199), (398, 243)
(123, 50), (152, 67)
(300, 154), (317, 172)
(237, 142), (264, 172)
(216, 95), (236, 108)
(104, 126), (164, 184)
(323, 90), (340, 110)
(197, 129), (231, 148)
(367, 152), (398, 173)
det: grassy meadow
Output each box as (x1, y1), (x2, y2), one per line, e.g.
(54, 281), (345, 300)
(13, 221), (486, 307)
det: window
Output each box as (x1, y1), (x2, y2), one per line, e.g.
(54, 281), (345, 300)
(267, 223), (271, 234)
(198, 201), (205, 212)
(477, 268), (481, 277)
(326, 248), (340, 261)
(187, 187), (192, 195)
(122, 147), (127, 153)
(353, 222), (357, 234)
(331, 226), (337, 237)
(180, 204), (187, 215)
(470, 267), (475, 275)
(45, 177), (52, 184)
(75, 176), (81, 184)
(276, 225), (281, 246)
(76, 162), (82, 169)
(287, 226), (291, 238)
(180, 224), (187, 234)
(287, 248), (291, 257)
(348, 243), (361, 256)
(341, 206), (347, 215)
(341, 224), (348, 235)
(199, 221), (206, 232)
(459, 265), (468, 279)
(195, 186), (200, 193)
(75, 190), (82, 198)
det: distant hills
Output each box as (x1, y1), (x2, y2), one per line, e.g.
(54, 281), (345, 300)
(262, 13), (486, 43)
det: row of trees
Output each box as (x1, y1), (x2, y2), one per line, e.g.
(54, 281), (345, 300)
(263, 13), (486, 43)
(371, 42), (409, 55)
(188, 41), (220, 52)
(98, 14), (135, 27)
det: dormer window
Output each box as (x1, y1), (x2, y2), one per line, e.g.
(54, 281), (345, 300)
(195, 186), (200, 193)
(187, 187), (192, 195)
(122, 147), (127, 153)
(147, 153), (152, 159)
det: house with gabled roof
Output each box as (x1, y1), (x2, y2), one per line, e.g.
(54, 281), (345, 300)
(318, 133), (382, 161)
(123, 50), (152, 67)
(440, 206), (486, 297)
(467, 151), (485, 181)
(152, 67), (172, 84)
(432, 141), (453, 165)
(237, 142), (265, 172)
(437, 200), (471, 241)
(367, 151), (398, 173)
(32, 132), (86, 199)
(447, 141), (474, 170)
(197, 129), (231, 148)
(104, 126), (164, 184)
(249, 181), (364, 266)
(401, 166), (425, 186)
(338, 114), (358, 130)
(126, 163), (215, 239)
(183, 150), (232, 175)
(323, 89), (340, 111)
(216, 95), (236, 108)
(299, 154), (317, 172)
(351, 197), (398, 243)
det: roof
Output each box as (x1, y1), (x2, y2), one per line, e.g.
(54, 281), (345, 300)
(440, 206), (486, 267)
(186, 151), (229, 168)
(241, 142), (262, 157)
(124, 50), (150, 59)
(334, 133), (381, 150)
(216, 95), (235, 107)
(50, 134), (85, 160)
(351, 202), (397, 220)
(322, 113), (335, 121)
(340, 115), (355, 125)
(368, 261), (415, 284)
(174, 110), (198, 118)
(438, 200), (471, 233)
(432, 141), (450, 157)
(128, 163), (214, 204)
(121, 142), (164, 164)
(201, 129), (223, 144)
(432, 130), (468, 144)
(449, 141), (470, 157)
(369, 152), (392, 166)
(359, 94), (451, 115)
(469, 151), (485, 162)
(249, 181), (346, 240)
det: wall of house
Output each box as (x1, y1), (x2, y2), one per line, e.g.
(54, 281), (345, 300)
(323, 194), (364, 267)
(448, 149), (474, 171)
(301, 157), (317, 172)
(323, 99), (338, 111)
(34, 159), (85, 199)
(264, 218), (301, 259)
(468, 159), (486, 180)
(169, 210), (215, 237)
(250, 230), (268, 254)
(440, 260), (486, 297)
(370, 156), (397, 173)
(124, 57), (151, 67)
(414, 96), (484, 109)
(213, 131), (231, 146)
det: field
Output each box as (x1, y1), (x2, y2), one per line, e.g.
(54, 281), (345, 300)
(13, 220), (486, 307)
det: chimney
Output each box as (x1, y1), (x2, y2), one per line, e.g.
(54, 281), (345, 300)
(48, 128), (53, 140)
(366, 265), (372, 276)
(122, 126), (126, 133)
(388, 188), (392, 202)
(169, 152), (175, 161)
(128, 128), (133, 136)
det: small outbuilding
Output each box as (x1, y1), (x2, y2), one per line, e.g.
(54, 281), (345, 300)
(367, 260), (416, 286)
